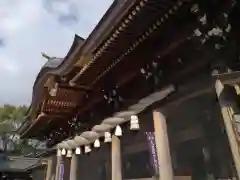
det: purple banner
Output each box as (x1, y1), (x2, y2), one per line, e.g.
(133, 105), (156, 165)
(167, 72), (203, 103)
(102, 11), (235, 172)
(59, 160), (64, 180)
(145, 132), (159, 175)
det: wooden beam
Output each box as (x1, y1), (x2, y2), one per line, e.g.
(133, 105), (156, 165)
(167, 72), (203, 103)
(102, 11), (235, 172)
(64, 83), (94, 91)
(215, 79), (240, 179)
(212, 71), (240, 85)
(70, 0), (138, 84)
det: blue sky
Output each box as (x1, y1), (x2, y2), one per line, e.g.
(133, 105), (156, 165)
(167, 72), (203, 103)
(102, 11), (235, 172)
(0, 0), (113, 105)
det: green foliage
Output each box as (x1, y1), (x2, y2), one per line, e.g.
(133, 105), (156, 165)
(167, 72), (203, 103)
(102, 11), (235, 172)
(0, 104), (27, 134)
(0, 104), (31, 154)
(11, 139), (37, 155)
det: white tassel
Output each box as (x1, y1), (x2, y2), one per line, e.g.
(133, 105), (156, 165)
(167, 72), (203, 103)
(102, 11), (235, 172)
(130, 115), (140, 130)
(104, 132), (112, 143)
(61, 148), (66, 156)
(84, 145), (91, 153)
(115, 125), (122, 136)
(57, 149), (62, 156)
(94, 138), (100, 148)
(66, 149), (72, 158)
(75, 147), (81, 155)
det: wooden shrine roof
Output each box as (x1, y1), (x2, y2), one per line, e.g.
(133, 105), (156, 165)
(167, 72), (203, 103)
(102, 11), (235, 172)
(18, 0), (140, 139)
(0, 155), (43, 172)
(18, 0), (201, 143)
(17, 0), (232, 146)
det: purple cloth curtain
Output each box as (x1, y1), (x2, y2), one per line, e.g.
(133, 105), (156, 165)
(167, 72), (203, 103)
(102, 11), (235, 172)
(59, 160), (64, 180)
(145, 132), (159, 175)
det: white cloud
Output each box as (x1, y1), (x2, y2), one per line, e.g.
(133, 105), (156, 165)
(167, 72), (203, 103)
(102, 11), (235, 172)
(44, 0), (113, 37)
(0, 0), (113, 106)
(0, 56), (19, 74)
(0, 0), (42, 39)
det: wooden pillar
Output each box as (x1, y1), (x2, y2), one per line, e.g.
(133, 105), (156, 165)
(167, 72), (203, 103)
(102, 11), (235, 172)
(153, 110), (174, 180)
(69, 154), (78, 180)
(45, 158), (53, 180)
(111, 135), (122, 180)
(215, 79), (240, 179)
(55, 154), (63, 180)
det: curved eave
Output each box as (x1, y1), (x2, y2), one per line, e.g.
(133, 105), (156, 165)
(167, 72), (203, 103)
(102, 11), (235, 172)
(82, 0), (138, 54)
(0, 156), (42, 172)
(20, 0), (140, 138)
(28, 35), (84, 116)
(21, 0), (188, 138)
(20, 112), (48, 138)
(18, 35), (84, 137)
(69, 0), (189, 86)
